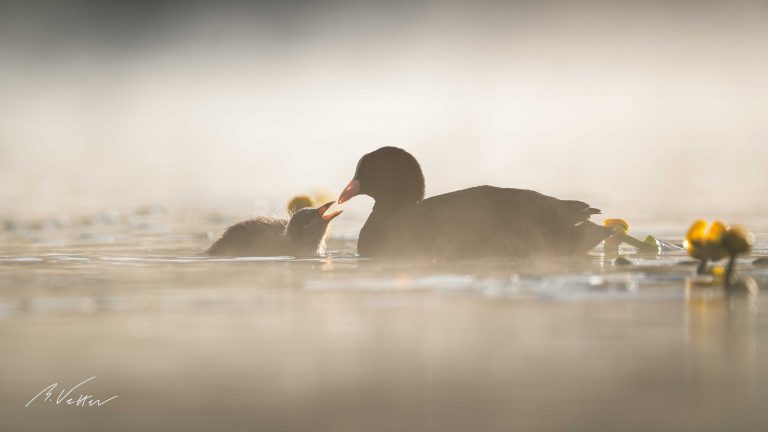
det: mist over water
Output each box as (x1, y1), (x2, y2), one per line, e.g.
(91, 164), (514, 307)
(1, 0), (767, 221)
(3, 4), (768, 432)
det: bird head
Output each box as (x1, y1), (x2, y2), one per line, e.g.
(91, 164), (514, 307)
(286, 201), (343, 253)
(337, 147), (425, 207)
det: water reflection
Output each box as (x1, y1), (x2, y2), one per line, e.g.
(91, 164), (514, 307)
(684, 278), (760, 417)
(0, 213), (767, 431)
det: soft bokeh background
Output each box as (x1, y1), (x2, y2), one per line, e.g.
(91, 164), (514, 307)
(1, 0), (767, 223)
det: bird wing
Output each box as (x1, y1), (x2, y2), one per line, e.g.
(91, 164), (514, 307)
(380, 186), (608, 258)
(207, 217), (287, 256)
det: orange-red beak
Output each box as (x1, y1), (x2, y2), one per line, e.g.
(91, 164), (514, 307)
(317, 201), (343, 221)
(337, 179), (360, 204)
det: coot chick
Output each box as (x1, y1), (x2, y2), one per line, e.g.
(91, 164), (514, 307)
(206, 202), (342, 257)
(337, 147), (611, 259)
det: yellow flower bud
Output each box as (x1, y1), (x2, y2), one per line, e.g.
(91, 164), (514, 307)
(684, 219), (708, 251)
(685, 219), (729, 262)
(708, 221), (727, 243)
(721, 225), (754, 255)
(287, 195), (316, 215)
(604, 218), (629, 235)
(602, 218), (629, 255)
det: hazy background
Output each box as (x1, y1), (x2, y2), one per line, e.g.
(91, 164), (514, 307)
(1, 0), (766, 221)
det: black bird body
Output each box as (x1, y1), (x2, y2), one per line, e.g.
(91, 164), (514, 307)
(206, 202), (342, 257)
(207, 217), (291, 256)
(338, 147), (611, 260)
(361, 185), (607, 259)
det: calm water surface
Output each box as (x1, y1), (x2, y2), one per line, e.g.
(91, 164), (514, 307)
(1, 209), (768, 431)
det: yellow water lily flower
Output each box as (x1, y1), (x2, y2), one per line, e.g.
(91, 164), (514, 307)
(604, 219), (629, 234)
(603, 219), (629, 254)
(684, 219), (706, 246)
(603, 218), (659, 254)
(684, 219), (728, 263)
(684, 220), (756, 287)
(287, 195), (316, 215)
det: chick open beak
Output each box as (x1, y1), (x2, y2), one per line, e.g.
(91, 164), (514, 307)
(337, 179), (360, 204)
(317, 201), (343, 221)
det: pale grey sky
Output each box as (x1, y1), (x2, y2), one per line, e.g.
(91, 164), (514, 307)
(1, 1), (766, 220)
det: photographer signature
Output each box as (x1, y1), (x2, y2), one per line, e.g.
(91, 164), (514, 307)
(26, 376), (118, 408)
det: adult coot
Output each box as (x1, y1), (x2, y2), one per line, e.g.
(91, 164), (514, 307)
(337, 147), (610, 259)
(207, 201), (342, 257)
